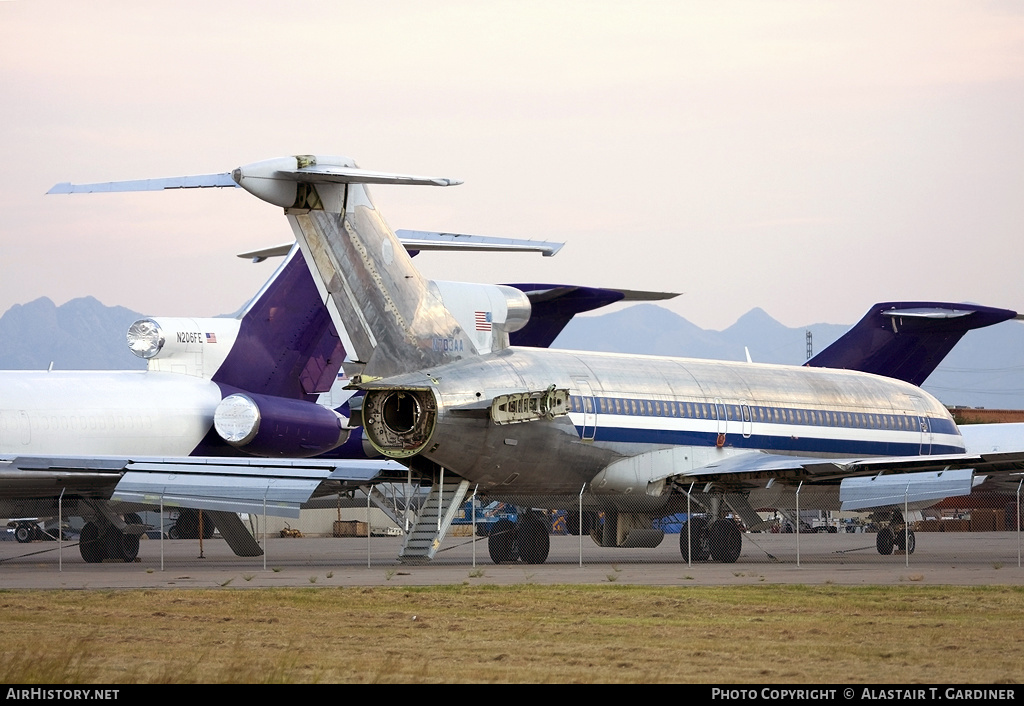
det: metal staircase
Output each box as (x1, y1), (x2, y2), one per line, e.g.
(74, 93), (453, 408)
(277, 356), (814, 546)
(398, 478), (470, 563)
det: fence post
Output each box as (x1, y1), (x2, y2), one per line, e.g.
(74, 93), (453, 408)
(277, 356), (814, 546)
(58, 488), (64, 573)
(471, 485), (478, 568)
(578, 484), (586, 568)
(905, 481), (911, 569)
(1017, 479), (1022, 569)
(796, 481), (803, 567)
(687, 482), (695, 569)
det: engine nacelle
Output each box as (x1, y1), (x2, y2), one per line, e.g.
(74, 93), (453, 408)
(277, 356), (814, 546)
(127, 317), (240, 379)
(430, 281), (531, 354)
(214, 392), (350, 458)
(361, 387), (438, 459)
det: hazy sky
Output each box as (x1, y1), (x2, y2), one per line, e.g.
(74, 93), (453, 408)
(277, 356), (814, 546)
(2, 1), (1023, 330)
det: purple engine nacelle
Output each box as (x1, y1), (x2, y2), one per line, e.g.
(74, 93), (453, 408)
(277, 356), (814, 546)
(213, 391), (349, 458)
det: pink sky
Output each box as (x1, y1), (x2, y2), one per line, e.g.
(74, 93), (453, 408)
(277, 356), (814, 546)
(2, 1), (1023, 330)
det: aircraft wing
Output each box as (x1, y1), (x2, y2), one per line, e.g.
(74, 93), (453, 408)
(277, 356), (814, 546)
(0, 455), (404, 519)
(678, 447), (1024, 511)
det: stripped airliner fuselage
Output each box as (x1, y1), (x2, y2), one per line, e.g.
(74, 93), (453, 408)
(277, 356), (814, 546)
(359, 346), (961, 501)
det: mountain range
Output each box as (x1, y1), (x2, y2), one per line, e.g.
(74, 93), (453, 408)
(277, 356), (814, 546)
(2, 297), (1022, 409)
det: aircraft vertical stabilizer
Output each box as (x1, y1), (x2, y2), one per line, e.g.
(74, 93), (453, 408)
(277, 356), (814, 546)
(231, 156), (472, 380)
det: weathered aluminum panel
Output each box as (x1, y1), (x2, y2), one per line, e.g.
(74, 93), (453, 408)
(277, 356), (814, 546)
(840, 469), (975, 511)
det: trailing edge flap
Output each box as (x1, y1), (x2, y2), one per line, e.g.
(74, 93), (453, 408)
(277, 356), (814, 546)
(0, 456), (125, 498)
(840, 469), (976, 511)
(114, 470), (319, 518)
(682, 448), (1024, 485)
(73, 457), (394, 519)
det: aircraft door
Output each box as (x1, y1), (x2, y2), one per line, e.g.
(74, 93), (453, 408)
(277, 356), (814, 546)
(574, 379), (597, 442)
(919, 416), (932, 455)
(741, 403), (752, 438)
(714, 398), (728, 436)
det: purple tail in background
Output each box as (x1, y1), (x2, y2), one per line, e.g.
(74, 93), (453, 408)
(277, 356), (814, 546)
(806, 302), (1019, 386)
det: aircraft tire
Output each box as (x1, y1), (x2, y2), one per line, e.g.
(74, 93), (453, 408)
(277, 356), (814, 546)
(517, 516), (550, 564)
(564, 511), (595, 536)
(679, 517), (711, 562)
(709, 519), (742, 563)
(104, 529), (140, 563)
(488, 518), (519, 563)
(895, 529), (916, 555)
(174, 509), (215, 540)
(79, 522), (105, 563)
(14, 524), (32, 543)
(565, 511), (581, 535)
(876, 527), (895, 555)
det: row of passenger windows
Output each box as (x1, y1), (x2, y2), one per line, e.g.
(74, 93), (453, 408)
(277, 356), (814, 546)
(569, 396), (924, 432)
(0, 413), (155, 433)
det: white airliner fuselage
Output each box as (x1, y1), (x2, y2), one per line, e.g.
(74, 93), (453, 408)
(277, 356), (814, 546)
(0, 371), (219, 456)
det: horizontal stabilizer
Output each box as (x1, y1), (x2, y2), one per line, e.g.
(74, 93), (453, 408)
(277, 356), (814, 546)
(807, 301), (1019, 386)
(840, 469), (975, 511)
(238, 231), (566, 263)
(48, 173), (237, 194)
(395, 230), (564, 257)
(47, 156), (460, 200)
(279, 164), (461, 187)
(506, 284), (680, 348)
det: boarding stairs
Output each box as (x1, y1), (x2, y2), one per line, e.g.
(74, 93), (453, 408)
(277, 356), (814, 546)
(398, 478), (470, 563)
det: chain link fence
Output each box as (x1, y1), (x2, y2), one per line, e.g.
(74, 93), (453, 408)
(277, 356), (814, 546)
(2, 486), (1024, 575)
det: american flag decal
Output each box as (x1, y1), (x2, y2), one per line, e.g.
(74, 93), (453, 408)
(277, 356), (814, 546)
(475, 311), (492, 331)
(205, 332), (217, 343)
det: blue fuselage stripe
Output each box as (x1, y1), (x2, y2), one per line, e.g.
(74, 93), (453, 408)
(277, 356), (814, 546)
(569, 395), (964, 456)
(589, 425), (963, 456)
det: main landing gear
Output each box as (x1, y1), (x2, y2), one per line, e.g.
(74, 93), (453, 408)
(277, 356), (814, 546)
(678, 517), (742, 563)
(487, 513), (551, 564)
(79, 513), (144, 563)
(875, 509), (915, 556)
(168, 509), (215, 540)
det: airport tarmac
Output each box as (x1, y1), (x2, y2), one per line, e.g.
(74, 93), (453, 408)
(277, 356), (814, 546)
(2, 531), (1024, 589)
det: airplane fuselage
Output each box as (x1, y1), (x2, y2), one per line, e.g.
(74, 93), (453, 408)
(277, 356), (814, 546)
(361, 347), (963, 500)
(0, 371), (220, 456)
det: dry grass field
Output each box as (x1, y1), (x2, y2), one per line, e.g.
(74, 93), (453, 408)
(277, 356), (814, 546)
(0, 584), (1022, 683)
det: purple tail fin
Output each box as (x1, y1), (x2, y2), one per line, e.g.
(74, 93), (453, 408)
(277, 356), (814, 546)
(504, 284), (678, 348)
(212, 247), (344, 401)
(806, 302), (1018, 386)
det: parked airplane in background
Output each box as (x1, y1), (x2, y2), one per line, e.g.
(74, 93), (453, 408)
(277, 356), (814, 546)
(1, 212), (672, 562)
(52, 154), (1024, 566)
